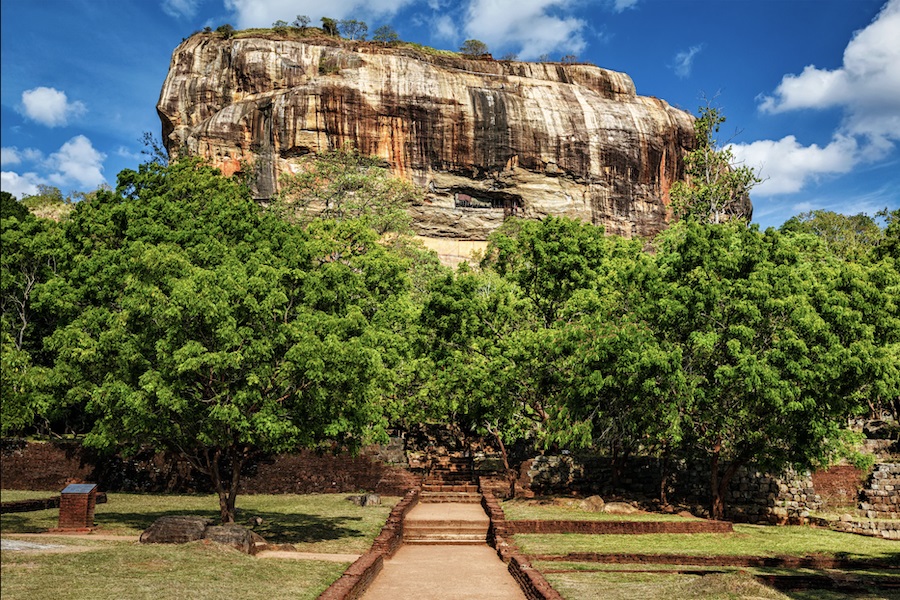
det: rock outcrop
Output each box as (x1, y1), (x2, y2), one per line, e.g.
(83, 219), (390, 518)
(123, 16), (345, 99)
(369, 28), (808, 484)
(158, 33), (722, 240)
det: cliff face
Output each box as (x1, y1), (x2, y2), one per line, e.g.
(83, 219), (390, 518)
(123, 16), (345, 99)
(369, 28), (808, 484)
(158, 34), (705, 239)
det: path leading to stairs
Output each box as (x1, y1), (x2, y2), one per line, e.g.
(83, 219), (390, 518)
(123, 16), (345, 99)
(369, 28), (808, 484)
(361, 501), (526, 600)
(361, 543), (526, 600)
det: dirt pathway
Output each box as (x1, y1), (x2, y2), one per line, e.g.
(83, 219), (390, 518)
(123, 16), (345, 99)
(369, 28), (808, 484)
(361, 544), (526, 600)
(362, 502), (525, 600)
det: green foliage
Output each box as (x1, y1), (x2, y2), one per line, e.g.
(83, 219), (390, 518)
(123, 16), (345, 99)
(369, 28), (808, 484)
(20, 185), (74, 221)
(781, 209), (882, 261)
(321, 17), (338, 36)
(372, 25), (399, 44)
(1, 190), (29, 220)
(338, 19), (368, 40)
(40, 157), (414, 523)
(292, 15), (310, 29)
(277, 146), (419, 235)
(216, 23), (235, 38)
(460, 39), (489, 57)
(671, 105), (758, 224)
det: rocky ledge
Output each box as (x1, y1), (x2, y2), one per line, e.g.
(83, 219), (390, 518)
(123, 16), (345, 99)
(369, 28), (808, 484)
(158, 33), (714, 240)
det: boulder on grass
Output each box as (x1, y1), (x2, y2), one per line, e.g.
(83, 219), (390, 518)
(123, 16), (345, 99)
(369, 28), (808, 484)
(204, 524), (256, 554)
(602, 502), (641, 515)
(580, 495), (605, 512)
(346, 493), (381, 506)
(140, 515), (213, 544)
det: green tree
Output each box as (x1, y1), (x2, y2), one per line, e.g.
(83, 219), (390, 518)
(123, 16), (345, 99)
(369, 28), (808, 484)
(646, 221), (875, 519)
(781, 210), (882, 262)
(292, 15), (310, 30)
(338, 19), (368, 40)
(671, 105), (758, 224)
(372, 25), (399, 44)
(49, 158), (410, 523)
(460, 39), (489, 57)
(321, 17), (338, 36)
(1, 192), (69, 436)
(277, 146), (419, 235)
(216, 24), (235, 39)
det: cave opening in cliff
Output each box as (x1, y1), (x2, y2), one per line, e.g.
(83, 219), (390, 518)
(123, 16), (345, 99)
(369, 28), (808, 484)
(454, 189), (522, 217)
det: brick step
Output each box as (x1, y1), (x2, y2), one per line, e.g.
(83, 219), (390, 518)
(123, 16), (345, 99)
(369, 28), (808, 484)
(405, 520), (489, 531)
(419, 491), (482, 503)
(428, 473), (472, 481)
(422, 484), (480, 493)
(404, 537), (487, 545)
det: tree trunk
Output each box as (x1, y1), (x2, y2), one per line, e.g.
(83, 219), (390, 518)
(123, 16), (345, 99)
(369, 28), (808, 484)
(710, 446), (723, 520)
(206, 448), (244, 524)
(488, 424), (516, 499)
(658, 451), (670, 507)
(710, 444), (743, 521)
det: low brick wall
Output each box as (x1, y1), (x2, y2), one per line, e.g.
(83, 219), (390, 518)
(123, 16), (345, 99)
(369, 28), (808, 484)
(505, 519), (733, 535)
(318, 552), (384, 600)
(369, 489), (420, 558)
(482, 491), (564, 600)
(1, 440), (419, 496)
(1, 492), (107, 514)
(811, 465), (865, 507)
(532, 552), (898, 570)
(317, 488), (420, 600)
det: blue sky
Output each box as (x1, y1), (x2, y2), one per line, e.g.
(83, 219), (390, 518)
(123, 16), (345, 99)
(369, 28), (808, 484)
(2, 0), (898, 229)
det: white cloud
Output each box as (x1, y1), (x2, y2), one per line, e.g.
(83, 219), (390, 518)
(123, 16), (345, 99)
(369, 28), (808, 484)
(1, 171), (44, 199)
(730, 134), (859, 196)
(162, 0), (203, 18)
(612, 0), (639, 11)
(19, 87), (87, 128)
(46, 136), (107, 189)
(1, 147), (44, 168)
(672, 44), (703, 79)
(463, 0), (586, 60)
(742, 0), (900, 199)
(434, 14), (456, 41)
(223, 0), (416, 28)
(1, 147), (22, 167)
(758, 0), (900, 147)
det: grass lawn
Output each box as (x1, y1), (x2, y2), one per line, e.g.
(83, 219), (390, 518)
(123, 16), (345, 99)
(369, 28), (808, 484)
(515, 524), (900, 562)
(1, 491), (399, 600)
(502, 498), (700, 522)
(1, 490), (59, 502)
(1, 491), (398, 553)
(1, 541), (348, 600)
(535, 561), (900, 600)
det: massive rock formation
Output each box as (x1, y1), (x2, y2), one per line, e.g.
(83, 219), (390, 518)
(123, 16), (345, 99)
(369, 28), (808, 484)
(158, 33), (729, 240)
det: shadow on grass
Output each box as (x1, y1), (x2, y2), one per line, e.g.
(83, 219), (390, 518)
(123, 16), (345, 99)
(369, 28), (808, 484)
(92, 509), (365, 545)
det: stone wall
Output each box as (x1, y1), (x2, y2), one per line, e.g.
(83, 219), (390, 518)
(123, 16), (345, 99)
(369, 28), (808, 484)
(859, 463), (900, 520)
(519, 454), (823, 523)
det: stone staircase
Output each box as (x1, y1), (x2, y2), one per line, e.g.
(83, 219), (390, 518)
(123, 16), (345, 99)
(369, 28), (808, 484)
(402, 506), (490, 544)
(403, 453), (488, 545)
(420, 454), (481, 503)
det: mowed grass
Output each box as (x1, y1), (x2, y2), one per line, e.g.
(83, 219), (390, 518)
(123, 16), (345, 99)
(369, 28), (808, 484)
(1, 541), (348, 600)
(515, 524), (900, 562)
(535, 562), (900, 600)
(1, 490), (59, 502)
(1, 491), (398, 553)
(1, 491), (400, 600)
(502, 498), (700, 522)
(544, 569), (794, 600)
